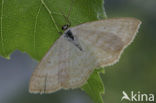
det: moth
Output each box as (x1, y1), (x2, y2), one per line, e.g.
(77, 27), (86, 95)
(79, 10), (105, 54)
(29, 17), (141, 94)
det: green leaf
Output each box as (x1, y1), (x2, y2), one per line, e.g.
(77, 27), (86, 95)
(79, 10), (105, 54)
(0, 0), (107, 102)
(82, 69), (105, 103)
(0, 0), (107, 59)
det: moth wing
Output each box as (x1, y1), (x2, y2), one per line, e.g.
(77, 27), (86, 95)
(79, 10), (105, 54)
(29, 17), (141, 94)
(29, 34), (98, 93)
(71, 17), (141, 67)
(29, 37), (62, 94)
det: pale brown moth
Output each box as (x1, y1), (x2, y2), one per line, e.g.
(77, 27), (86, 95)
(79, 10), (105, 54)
(29, 17), (141, 94)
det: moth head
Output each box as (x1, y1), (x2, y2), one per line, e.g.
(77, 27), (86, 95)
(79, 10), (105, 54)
(62, 24), (70, 31)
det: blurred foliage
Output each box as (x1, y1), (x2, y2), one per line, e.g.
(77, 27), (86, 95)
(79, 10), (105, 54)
(103, 0), (156, 103)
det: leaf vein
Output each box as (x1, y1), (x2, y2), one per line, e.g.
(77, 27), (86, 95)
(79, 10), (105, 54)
(33, 4), (42, 56)
(0, 0), (5, 55)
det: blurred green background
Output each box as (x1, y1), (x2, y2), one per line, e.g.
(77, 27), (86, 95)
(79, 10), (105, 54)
(103, 0), (156, 103)
(0, 0), (156, 103)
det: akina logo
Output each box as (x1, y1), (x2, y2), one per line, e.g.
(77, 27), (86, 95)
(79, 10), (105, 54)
(121, 91), (155, 102)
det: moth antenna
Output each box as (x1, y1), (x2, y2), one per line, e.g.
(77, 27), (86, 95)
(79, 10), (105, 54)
(59, 0), (75, 26)
(59, 9), (71, 26)
(67, 0), (75, 19)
